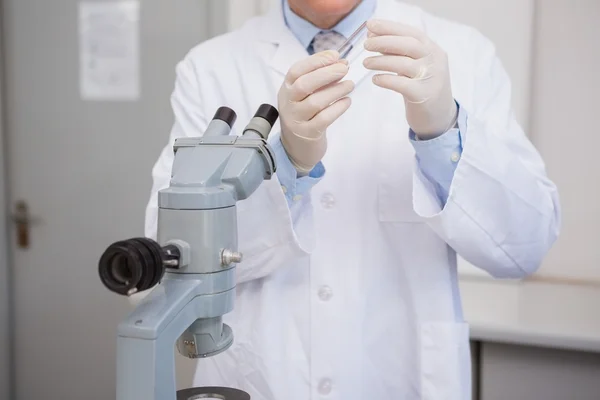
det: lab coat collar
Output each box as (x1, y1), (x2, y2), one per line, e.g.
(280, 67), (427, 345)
(258, 2), (310, 77)
(258, 0), (404, 88)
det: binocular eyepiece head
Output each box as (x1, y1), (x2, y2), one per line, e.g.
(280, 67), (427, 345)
(99, 104), (280, 296)
(205, 104), (279, 140)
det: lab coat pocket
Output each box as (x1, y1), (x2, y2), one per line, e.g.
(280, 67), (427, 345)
(377, 128), (423, 223)
(420, 322), (471, 400)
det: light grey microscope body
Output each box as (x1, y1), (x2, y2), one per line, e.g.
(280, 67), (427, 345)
(98, 105), (279, 400)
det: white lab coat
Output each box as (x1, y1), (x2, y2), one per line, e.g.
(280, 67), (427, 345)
(144, 1), (560, 399)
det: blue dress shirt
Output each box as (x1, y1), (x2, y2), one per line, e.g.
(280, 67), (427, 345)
(273, 0), (465, 206)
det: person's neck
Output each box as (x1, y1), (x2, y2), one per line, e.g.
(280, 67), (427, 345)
(289, 3), (358, 30)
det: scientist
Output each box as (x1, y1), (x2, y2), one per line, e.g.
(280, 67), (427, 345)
(145, 0), (561, 398)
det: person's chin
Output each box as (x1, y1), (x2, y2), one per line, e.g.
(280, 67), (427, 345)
(308, 0), (359, 17)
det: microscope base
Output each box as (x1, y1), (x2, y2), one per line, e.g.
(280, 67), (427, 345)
(177, 386), (250, 400)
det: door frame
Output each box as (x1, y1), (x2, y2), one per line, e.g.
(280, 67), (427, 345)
(0, 0), (14, 397)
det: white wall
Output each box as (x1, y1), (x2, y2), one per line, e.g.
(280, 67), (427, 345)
(228, 0), (276, 30)
(0, 0), (12, 394)
(0, 116), (10, 400)
(530, 0), (600, 282)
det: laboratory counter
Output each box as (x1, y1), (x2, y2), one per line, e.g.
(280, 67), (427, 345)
(460, 277), (600, 400)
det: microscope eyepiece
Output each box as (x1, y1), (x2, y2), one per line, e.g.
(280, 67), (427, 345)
(212, 106), (237, 128)
(242, 104), (279, 140)
(254, 104), (279, 127)
(98, 237), (166, 296)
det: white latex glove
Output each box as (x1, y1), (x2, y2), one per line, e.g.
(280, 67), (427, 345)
(363, 19), (458, 139)
(279, 50), (355, 175)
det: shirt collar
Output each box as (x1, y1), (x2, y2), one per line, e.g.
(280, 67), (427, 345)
(282, 0), (377, 49)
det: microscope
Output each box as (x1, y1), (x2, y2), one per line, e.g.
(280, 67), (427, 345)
(97, 104), (279, 400)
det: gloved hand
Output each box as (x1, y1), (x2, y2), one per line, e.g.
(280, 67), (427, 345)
(278, 50), (355, 175)
(363, 19), (458, 139)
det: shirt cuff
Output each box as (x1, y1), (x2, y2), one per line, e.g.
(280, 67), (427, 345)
(409, 102), (467, 204)
(268, 131), (325, 205)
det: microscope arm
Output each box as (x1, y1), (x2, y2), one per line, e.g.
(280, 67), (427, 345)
(116, 269), (235, 400)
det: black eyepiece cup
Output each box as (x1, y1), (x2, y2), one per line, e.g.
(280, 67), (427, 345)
(254, 104), (279, 127)
(213, 106), (237, 128)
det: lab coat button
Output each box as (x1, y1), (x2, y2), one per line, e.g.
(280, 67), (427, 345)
(318, 286), (333, 301)
(320, 193), (336, 209)
(318, 378), (333, 395)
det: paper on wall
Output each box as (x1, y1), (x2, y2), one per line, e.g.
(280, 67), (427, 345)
(79, 1), (140, 101)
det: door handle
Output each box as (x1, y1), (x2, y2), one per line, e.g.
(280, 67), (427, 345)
(11, 200), (41, 249)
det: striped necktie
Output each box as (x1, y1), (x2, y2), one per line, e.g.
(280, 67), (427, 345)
(311, 30), (348, 54)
